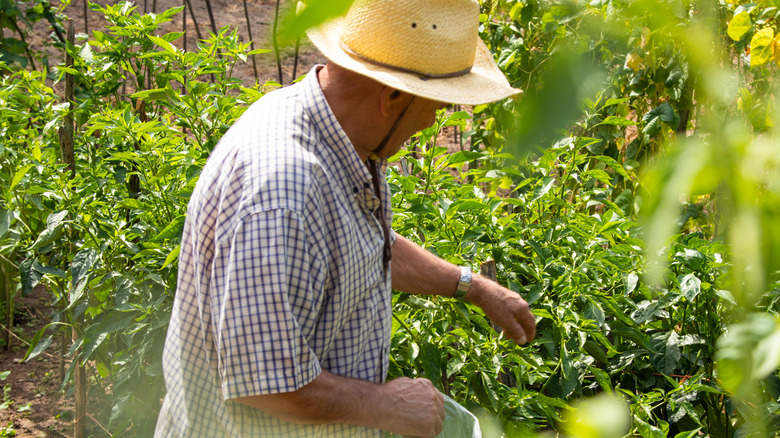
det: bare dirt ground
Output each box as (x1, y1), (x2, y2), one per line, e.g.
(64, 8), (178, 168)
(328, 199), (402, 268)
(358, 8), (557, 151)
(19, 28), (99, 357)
(0, 285), (71, 437)
(4, 1), (325, 436)
(1, 1), (465, 436)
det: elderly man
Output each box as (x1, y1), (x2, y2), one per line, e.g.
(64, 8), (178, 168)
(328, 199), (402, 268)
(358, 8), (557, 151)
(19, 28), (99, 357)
(155, 0), (536, 436)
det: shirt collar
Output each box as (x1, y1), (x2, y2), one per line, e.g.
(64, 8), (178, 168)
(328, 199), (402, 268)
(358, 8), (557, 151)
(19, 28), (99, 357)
(301, 66), (385, 195)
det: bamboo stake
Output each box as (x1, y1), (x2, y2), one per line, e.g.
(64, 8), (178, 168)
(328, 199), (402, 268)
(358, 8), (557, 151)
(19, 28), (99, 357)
(73, 328), (87, 438)
(183, 0), (203, 42)
(59, 21), (76, 179)
(204, 0), (218, 35)
(292, 36), (301, 84)
(272, 0), (283, 84)
(182, 0), (187, 52)
(1, 261), (12, 351)
(242, 0), (259, 82)
(9, 20), (37, 71)
(82, 0), (88, 35)
(479, 260), (517, 389)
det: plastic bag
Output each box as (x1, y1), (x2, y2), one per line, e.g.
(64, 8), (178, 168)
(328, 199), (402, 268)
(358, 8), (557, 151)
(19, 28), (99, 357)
(385, 393), (481, 438)
(438, 393), (481, 438)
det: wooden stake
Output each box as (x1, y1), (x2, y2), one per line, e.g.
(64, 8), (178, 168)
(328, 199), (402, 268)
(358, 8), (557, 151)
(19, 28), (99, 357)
(204, 0), (218, 35)
(73, 328), (87, 438)
(479, 260), (517, 389)
(272, 0), (283, 84)
(82, 0), (88, 35)
(183, 0), (203, 42)
(292, 36), (301, 84)
(59, 21), (76, 180)
(1, 260), (13, 351)
(242, 0), (259, 82)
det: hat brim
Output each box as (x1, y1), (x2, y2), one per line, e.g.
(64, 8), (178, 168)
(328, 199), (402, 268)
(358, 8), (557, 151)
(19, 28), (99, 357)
(306, 17), (523, 106)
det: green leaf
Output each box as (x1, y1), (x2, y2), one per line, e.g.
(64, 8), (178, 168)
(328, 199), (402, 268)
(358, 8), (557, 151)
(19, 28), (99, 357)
(79, 42), (94, 63)
(674, 429), (702, 438)
(279, 0), (354, 43)
(728, 11), (752, 42)
(642, 103), (676, 137)
(0, 208), (12, 238)
(23, 322), (68, 362)
(71, 248), (99, 293)
(588, 365), (612, 391)
(0, 371), (9, 380)
(678, 273), (701, 301)
(584, 299), (605, 326)
(651, 331), (681, 375)
(634, 416), (666, 438)
(625, 273), (639, 294)
(584, 169), (612, 185)
(599, 116), (637, 127)
(19, 259), (40, 296)
(750, 27), (775, 67)
(419, 341), (442, 389)
(30, 211), (69, 251)
(118, 198), (145, 210)
(131, 88), (169, 102)
(560, 345), (578, 398)
(162, 245), (181, 269)
(10, 164), (34, 192)
(451, 200), (487, 212)
(594, 155), (631, 179)
(531, 177), (556, 203)
(715, 289), (737, 305)
(154, 215), (186, 242)
(147, 34), (176, 54)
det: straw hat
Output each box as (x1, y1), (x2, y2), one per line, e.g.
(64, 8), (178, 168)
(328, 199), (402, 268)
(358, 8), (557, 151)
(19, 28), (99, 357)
(306, 0), (522, 105)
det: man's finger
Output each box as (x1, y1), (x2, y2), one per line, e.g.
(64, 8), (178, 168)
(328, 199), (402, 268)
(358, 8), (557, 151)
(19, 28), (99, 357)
(515, 308), (536, 341)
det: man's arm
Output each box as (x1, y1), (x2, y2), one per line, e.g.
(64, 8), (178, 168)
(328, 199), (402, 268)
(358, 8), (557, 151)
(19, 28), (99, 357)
(391, 235), (536, 345)
(234, 369), (445, 437)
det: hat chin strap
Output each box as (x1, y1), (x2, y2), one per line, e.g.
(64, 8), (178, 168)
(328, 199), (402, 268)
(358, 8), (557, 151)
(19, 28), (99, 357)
(369, 95), (415, 160)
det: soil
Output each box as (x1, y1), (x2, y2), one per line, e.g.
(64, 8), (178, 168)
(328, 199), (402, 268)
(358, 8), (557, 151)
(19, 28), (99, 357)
(0, 285), (71, 437)
(2, 1), (466, 436)
(5, 1), (326, 436)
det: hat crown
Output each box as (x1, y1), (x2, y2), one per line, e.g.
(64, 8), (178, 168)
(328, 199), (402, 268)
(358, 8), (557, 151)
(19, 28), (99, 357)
(339, 0), (479, 76)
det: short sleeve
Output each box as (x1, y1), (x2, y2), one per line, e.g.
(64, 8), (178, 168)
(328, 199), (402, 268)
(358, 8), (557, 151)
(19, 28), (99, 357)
(211, 208), (323, 400)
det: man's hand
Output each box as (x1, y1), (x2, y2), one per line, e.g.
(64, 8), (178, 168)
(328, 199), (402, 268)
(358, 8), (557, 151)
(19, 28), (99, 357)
(379, 377), (445, 437)
(391, 235), (536, 345)
(235, 371), (445, 436)
(466, 275), (536, 345)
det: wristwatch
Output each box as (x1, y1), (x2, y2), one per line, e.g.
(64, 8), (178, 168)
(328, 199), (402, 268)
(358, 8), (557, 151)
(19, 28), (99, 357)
(453, 266), (472, 300)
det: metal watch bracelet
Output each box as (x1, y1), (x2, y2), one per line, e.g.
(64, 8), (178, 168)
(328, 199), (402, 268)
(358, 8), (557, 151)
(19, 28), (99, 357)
(454, 266), (472, 300)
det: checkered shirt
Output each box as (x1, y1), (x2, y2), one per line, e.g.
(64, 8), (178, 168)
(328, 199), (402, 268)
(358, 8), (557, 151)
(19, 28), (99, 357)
(155, 66), (395, 437)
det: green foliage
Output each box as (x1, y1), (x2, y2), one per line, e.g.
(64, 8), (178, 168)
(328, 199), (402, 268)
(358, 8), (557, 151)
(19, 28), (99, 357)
(1, 0), (779, 437)
(0, 0), (64, 71)
(2, 3), (274, 435)
(387, 111), (745, 435)
(385, 0), (780, 436)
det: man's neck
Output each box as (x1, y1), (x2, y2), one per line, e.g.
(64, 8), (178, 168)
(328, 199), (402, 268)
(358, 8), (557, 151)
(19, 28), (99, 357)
(317, 64), (387, 162)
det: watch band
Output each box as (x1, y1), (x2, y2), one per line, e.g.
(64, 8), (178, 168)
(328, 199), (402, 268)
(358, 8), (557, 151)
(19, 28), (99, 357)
(454, 266), (472, 300)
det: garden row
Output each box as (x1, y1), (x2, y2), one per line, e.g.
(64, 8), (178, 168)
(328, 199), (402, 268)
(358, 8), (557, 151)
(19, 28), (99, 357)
(0, 0), (779, 437)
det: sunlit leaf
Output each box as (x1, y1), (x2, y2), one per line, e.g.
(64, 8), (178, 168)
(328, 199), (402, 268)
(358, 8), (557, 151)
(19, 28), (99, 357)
(727, 11), (752, 42)
(279, 0), (354, 43)
(749, 27), (775, 67)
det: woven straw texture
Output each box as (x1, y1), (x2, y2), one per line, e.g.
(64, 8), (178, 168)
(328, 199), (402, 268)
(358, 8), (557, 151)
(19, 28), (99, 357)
(306, 0), (522, 105)
(340, 0), (478, 75)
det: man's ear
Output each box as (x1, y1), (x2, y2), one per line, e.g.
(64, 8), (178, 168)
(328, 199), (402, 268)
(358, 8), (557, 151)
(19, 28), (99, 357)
(379, 88), (406, 118)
